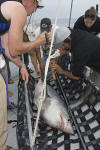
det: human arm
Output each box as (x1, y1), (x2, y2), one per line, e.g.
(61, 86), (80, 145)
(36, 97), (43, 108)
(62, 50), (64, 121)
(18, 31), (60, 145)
(24, 32), (44, 76)
(36, 47), (45, 73)
(50, 61), (80, 80)
(1, 32), (29, 83)
(5, 51), (29, 83)
(29, 49), (41, 76)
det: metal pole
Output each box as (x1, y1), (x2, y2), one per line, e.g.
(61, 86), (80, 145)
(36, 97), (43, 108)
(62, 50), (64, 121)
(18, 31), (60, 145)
(68, 0), (74, 27)
(56, 73), (88, 150)
(25, 81), (33, 150)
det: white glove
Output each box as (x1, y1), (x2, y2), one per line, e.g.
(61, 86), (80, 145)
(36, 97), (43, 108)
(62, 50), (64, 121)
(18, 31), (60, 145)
(50, 49), (60, 59)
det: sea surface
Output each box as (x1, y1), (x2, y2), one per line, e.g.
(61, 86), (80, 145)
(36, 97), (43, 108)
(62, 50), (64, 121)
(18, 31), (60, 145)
(26, 18), (77, 29)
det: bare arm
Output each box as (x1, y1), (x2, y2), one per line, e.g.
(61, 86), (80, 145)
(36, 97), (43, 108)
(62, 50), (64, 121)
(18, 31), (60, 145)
(29, 49), (38, 71)
(1, 32), (29, 83)
(36, 47), (45, 73)
(50, 62), (80, 80)
(29, 49), (41, 76)
(36, 48), (43, 64)
(62, 69), (80, 80)
(1, 32), (24, 68)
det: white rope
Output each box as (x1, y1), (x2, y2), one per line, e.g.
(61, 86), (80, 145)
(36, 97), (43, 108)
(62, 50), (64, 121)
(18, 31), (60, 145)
(32, 0), (62, 147)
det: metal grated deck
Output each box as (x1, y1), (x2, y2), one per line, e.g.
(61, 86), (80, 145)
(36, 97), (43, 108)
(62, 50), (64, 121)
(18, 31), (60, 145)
(17, 71), (100, 150)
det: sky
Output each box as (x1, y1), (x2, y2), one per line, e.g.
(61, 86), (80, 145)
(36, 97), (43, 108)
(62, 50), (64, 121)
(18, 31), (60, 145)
(34, 0), (100, 20)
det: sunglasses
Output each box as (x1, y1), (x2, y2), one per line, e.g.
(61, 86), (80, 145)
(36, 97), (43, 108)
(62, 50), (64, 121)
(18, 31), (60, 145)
(85, 14), (96, 20)
(41, 24), (52, 28)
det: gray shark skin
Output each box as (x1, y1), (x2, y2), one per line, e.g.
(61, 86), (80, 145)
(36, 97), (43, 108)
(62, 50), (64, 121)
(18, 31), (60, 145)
(34, 79), (74, 134)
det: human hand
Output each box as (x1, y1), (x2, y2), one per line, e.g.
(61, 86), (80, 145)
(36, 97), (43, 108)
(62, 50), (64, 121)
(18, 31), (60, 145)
(50, 61), (62, 73)
(50, 60), (55, 71)
(20, 65), (29, 84)
(36, 31), (51, 45)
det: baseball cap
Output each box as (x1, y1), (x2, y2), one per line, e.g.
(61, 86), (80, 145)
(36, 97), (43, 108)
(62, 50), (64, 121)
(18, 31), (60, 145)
(52, 27), (71, 49)
(54, 27), (71, 44)
(36, 0), (44, 8)
(40, 18), (52, 32)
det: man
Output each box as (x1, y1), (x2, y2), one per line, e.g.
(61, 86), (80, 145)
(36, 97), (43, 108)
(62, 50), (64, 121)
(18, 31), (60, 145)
(74, 7), (100, 35)
(28, 18), (70, 77)
(23, 31), (44, 76)
(24, 18), (53, 76)
(0, 0), (49, 150)
(50, 39), (70, 80)
(50, 38), (79, 80)
(73, 6), (100, 97)
(52, 28), (100, 86)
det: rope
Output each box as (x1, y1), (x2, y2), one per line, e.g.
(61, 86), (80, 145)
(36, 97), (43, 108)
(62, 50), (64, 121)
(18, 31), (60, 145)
(32, 0), (62, 147)
(68, 0), (74, 27)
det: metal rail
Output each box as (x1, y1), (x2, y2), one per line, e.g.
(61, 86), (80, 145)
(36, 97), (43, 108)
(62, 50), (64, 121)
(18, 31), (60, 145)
(56, 73), (88, 150)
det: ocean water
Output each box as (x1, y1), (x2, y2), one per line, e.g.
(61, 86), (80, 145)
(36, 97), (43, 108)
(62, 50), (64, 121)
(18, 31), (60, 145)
(26, 18), (77, 29)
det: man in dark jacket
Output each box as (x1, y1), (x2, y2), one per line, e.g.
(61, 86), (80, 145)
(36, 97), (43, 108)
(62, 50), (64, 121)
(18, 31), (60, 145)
(70, 29), (100, 78)
(73, 7), (100, 95)
(73, 7), (100, 35)
(52, 28), (100, 86)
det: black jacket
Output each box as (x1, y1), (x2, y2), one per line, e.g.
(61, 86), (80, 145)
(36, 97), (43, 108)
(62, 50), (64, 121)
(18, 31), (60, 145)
(70, 29), (100, 77)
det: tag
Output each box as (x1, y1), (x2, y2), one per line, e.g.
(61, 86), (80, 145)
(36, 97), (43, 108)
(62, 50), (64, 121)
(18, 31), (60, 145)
(0, 55), (6, 69)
